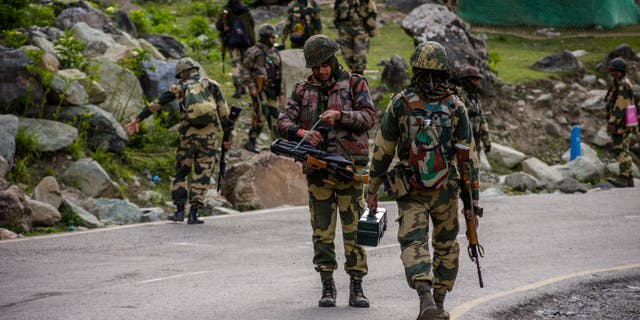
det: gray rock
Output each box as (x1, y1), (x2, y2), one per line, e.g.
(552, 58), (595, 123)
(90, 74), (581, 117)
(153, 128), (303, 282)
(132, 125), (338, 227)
(114, 10), (138, 37)
(522, 157), (564, 188)
(145, 34), (185, 59)
(567, 156), (601, 181)
(62, 201), (103, 228)
(27, 198), (62, 227)
(551, 164), (574, 179)
(606, 162), (640, 178)
(480, 187), (504, 198)
(556, 177), (588, 194)
(54, 1), (119, 34)
(90, 56), (145, 123)
(139, 59), (180, 114)
(86, 198), (143, 225)
(61, 158), (120, 198)
(280, 49), (310, 106)
(504, 172), (543, 192)
(0, 114), (18, 170)
(18, 117), (78, 152)
(380, 55), (409, 91)
(0, 228), (21, 240)
(34, 176), (63, 209)
(70, 22), (116, 56)
(486, 142), (526, 168)
(582, 74), (597, 86)
(0, 155), (7, 179)
(138, 38), (165, 60)
(50, 72), (89, 106)
(140, 207), (163, 222)
(0, 46), (45, 112)
(533, 93), (553, 108)
(0, 185), (32, 232)
(581, 90), (607, 111)
(531, 50), (583, 73)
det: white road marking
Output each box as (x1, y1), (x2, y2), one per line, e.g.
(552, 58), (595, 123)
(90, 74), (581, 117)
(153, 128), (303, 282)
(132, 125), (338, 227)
(137, 271), (213, 284)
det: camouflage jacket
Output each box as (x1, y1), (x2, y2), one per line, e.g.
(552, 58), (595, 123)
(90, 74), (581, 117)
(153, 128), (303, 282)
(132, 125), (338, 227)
(135, 73), (230, 136)
(605, 76), (635, 133)
(368, 87), (479, 198)
(333, 0), (378, 36)
(282, 0), (322, 39)
(277, 71), (376, 164)
(240, 42), (283, 99)
(460, 86), (490, 140)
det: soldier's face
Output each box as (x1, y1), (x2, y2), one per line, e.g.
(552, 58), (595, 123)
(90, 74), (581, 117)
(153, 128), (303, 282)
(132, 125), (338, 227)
(312, 63), (332, 82)
(610, 70), (623, 79)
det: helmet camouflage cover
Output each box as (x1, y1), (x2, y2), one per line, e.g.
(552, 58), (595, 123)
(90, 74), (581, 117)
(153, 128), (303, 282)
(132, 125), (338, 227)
(303, 34), (339, 68)
(410, 41), (449, 72)
(175, 57), (199, 78)
(462, 65), (482, 79)
(609, 57), (626, 73)
(258, 24), (277, 37)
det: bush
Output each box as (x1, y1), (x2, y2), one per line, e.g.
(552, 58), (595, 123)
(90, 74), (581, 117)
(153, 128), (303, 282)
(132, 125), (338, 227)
(0, 1), (54, 31)
(54, 31), (87, 70)
(1, 29), (27, 48)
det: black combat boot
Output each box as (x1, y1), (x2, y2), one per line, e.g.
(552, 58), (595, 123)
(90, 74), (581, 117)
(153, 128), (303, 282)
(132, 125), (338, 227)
(608, 176), (632, 188)
(232, 83), (243, 99)
(416, 283), (438, 320)
(318, 275), (336, 307)
(167, 206), (184, 222)
(187, 206), (204, 224)
(433, 289), (450, 320)
(627, 176), (635, 188)
(348, 277), (370, 307)
(243, 138), (259, 153)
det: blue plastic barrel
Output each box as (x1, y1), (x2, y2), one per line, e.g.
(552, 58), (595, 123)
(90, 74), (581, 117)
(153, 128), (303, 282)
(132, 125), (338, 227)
(569, 125), (581, 161)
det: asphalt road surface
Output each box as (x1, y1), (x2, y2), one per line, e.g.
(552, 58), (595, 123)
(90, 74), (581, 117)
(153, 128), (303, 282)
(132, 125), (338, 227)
(1, 188), (639, 320)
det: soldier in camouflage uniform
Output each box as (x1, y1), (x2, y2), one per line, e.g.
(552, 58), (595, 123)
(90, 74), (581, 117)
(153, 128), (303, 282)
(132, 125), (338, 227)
(126, 58), (232, 224)
(281, 0), (322, 49)
(605, 57), (636, 188)
(366, 42), (480, 320)
(459, 65), (491, 154)
(277, 35), (376, 308)
(241, 24), (285, 152)
(333, 0), (378, 74)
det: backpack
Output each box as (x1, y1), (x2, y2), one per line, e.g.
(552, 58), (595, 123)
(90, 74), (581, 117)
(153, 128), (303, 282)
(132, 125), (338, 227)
(227, 18), (252, 48)
(289, 2), (313, 46)
(182, 78), (218, 126)
(403, 93), (451, 190)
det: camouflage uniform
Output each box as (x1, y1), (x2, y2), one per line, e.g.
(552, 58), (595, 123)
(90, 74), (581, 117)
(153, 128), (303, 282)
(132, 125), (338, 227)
(241, 25), (284, 141)
(367, 41), (479, 320)
(134, 69), (230, 213)
(282, 0), (322, 49)
(277, 35), (376, 307)
(605, 58), (635, 184)
(333, 0), (378, 74)
(460, 78), (491, 153)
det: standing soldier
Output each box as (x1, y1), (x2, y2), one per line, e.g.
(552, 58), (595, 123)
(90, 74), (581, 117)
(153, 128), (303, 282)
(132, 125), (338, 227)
(126, 58), (232, 224)
(277, 35), (376, 308)
(459, 65), (491, 154)
(216, 0), (255, 99)
(605, 57), (636, 188)
(281, 0), (322, 49)
(333, 0), (378, 74)
(366, 42), (481, 320)
(241, 24), (284, 153)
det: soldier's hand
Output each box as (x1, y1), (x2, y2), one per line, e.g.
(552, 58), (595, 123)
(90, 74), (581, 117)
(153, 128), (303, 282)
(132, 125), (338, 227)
(297, 129), (323, 146)
(278, 95), (285, 108)
(366, 191), (378, 211)
(319, 110), (342, 127)
(607, 124), (616, 134)
(126, 119), (140, 136)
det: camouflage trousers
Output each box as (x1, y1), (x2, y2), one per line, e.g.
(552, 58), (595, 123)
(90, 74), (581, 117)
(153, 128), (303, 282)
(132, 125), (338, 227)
(307, 172), (368, 277)
(230, 47), (245, 87)
(336, 26), (370, 74)
(397, 179), (460, 291)
(248, 94), (280, 140)
(171, 132), (217, 209)
(471, 117), (491, 152)
(611, 133), (632, 177)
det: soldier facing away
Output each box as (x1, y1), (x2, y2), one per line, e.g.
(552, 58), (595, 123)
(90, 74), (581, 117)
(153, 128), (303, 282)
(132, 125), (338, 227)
(281, 0), (322, 49)
(333, 0), (378, 74)
(459, 65), (491, 154)
(240, 24), (285, 152)
(604, 57), (636, 188)
(366, 41), (481, 320)
(277, 35), (376, 308)
(126, 58), (232, 224)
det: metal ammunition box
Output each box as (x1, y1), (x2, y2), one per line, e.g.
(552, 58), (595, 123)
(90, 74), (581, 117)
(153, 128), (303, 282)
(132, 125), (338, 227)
(356, 208), (388, 247)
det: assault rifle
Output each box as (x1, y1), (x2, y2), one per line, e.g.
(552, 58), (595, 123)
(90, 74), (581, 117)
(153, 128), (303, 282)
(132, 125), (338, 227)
(463, 159), (485, 288)
(270, 139), (369, 184)
(221, 10), (229, 73)
(217, 105), (242, 192)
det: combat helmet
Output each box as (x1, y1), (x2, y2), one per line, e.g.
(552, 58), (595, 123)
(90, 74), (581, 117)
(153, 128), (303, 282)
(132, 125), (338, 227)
(410, 41), (449, 72)
(462, 65), (482, 79)
(303, 35), (339, 68)
(175, 57), (199, 78)
(258, 24), (277, 37)
(609, 57), (626, 73)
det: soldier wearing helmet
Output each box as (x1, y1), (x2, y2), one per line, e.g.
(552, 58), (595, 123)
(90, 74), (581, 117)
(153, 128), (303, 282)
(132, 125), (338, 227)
(126, 57), (232, 224)
(240, 23), (284, 152)
(367, 41), (480, 320)
(604, 57), (636, 187)
(281, 0), (322, 49)
(459, 65), (492, 154)
(277, 34), (376, 309)
(333, 0), (378, 74)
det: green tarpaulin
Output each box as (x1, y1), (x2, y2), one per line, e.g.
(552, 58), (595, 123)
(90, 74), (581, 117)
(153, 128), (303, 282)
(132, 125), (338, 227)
(458, 0), (640, 29)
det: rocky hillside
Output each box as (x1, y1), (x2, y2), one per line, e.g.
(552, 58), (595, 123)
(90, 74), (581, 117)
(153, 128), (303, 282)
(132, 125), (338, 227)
(1, 0), (639, 239)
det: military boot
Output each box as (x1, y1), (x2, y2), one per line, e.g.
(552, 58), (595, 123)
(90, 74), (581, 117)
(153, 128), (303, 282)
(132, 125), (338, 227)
(416, 283), (438, 320)
(349, 277), (370, 307)
(187, 206), (204, 224)
(627, 176), (635, 188)
(433, 289), (450, 320)
(608, 176), (632, 188)
(318, 276), (336, 307)
(232, 84), (243, 99)
(243, 138), (259, 153)
(167, 206), (184, 222)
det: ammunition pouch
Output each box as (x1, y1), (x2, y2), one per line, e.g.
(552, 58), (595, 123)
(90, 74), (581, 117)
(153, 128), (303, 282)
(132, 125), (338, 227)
(381, 165), (411, 199)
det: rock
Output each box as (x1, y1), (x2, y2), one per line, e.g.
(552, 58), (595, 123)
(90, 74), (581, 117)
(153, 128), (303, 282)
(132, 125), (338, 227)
(138, 38), (165, 60)
(533, 93), (553, 108)
(0, 155), (7, 179)
(385, 0), (432, 13)
(61, 158), (120, 198)
(591, 126), (612, 147)
(90, 56), (145, 123)
(280, 49), (310, 105)
(27, 198), (62, 227)
(522, 157), (564, 188)
(32, 36), (58, 58)
(85, 198), (143, 225)
(480, 187), (504, 198)
(486, 142), (526, 168)
(145, 34), (185, 59)
(139, 58), (180, 114)
(380, 55), (409, 91)
(556, 177), (588, 194)
(0, 228), (21, 240)
(203, 189), (233, 215)
(582, 74), (597, 86)
(551, 164), (574, 179)
(54, 2), (119, 34)
(0, 46), (45, 112)
(34, 176), (63, 209)
(479, 149), (492, 171)
(114, 10), (138, 38)
(596, 44), (638, 73)
(0, 185), (31, 232)
(0, 114), (19, 170)
(18, 118), (78, 153)
(61, 201), (103, 228)
(136, 190), (164, 206)
(543, 119), (566, 138)
(70, 22), (116, 56)
(571, 50), (588, 58)
(504, 172), (543, 191)
(581, 90), (607, 111)
(531, 50), (583, 73)
(49, 69), (90, 106)
(140, 207), (163, 222)
(606, 162), (640, 179)
(566, 156), (601, 181)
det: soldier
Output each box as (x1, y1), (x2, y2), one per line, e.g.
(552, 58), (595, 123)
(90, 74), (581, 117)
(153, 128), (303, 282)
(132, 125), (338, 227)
(333, 0), (378, 74)
(281, 0), (322, 49)
(277, 35), (376, 308)
(605, 57), (636, 188)
(240, 24), (284, 153)
(366, 42), (480, 320)
(126, 58), (232, 224)
(459, 65), (491, 154)
(216, 0), (256, 99)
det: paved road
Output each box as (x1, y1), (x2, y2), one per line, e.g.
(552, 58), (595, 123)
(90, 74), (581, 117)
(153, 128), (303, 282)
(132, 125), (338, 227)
(1, 188), (639, 320)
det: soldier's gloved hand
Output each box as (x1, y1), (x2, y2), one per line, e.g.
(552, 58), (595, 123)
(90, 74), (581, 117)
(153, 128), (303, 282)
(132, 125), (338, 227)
(484, 144), (491, 153)
(607, 124), (616, 134)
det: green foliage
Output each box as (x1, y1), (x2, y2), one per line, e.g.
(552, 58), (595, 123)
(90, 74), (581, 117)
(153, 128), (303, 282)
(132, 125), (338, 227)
(187, 16), (210, 37)
(66, 137), (85, 160)
(7, 155), (32, 185)
(487, 50), (502, 75)
(1, 29), (27, 48)
(60, 205), (84, 227)
(23, 226), (66, 236)
(14, 127), (38, 158)
(129, 9), (152, 37)
(119, 48), (153, 77)
(54, 31), (87, 70)
(0, 1), (55, 31)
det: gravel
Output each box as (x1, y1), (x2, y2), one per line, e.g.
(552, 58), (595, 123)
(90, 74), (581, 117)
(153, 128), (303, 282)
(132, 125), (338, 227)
(491, 273), (640, 319)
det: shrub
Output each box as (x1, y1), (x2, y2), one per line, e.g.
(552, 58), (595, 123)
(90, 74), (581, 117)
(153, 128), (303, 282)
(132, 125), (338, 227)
(54, 31), (87, 70)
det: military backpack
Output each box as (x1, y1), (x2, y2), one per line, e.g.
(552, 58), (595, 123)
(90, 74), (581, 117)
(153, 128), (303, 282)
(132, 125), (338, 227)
(182, 78), (218, 126)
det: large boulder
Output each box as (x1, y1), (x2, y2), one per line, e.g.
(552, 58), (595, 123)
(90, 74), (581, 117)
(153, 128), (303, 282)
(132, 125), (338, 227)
(566, 156), (601, 181)
(70, 22), (116, 56)
(18, 118), (78, 153)
(223, 152), (308, 211)
(54, 1), (120, 34)
(27, 198), (62, 227)
(90, 56), (145, 123)
(139, 59), (180, 114)
(33, 176), (64, 209)
(486, 142), (526, 168)
(61, 158), (120, 198)
(504, 172), (543, 192)
(380, 55), (410, 92)
(0, 46), (45, 111)
(0, 114), (19, 170)
(531, 50), (583, 73)
(0, 186), (31, 232)
(145, 34), (185, 59)
(522, 157), (563, 188)
(61, 201), (103, 228)
(84, 198), (143, 225)
(280, 49), (310, 101)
